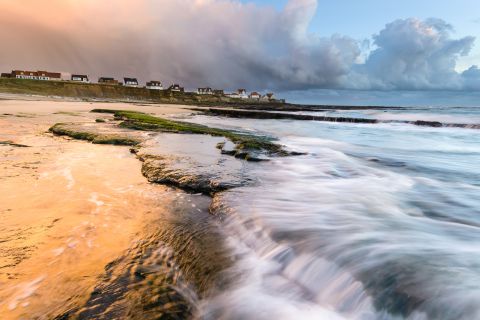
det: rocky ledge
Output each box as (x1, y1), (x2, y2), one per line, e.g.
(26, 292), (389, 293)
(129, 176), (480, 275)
(49, 123), (142, 146)
(192, 107), (480, 130)
(48, 109), (295, 195)
(192, 107), (378, 124)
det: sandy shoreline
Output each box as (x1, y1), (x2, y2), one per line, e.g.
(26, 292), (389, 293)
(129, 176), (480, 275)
(0, 96), (214, 318)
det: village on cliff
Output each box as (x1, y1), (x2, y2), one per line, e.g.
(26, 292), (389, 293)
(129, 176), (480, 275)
(0, 69), (278, 102)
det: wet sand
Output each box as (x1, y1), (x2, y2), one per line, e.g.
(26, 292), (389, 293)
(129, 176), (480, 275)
(0, 96), (219, 318)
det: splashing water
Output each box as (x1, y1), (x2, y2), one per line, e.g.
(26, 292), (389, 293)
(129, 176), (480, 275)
(190, 107), (480, 320)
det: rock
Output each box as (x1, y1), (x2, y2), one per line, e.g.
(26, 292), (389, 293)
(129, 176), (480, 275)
(137, 134), (253, 195)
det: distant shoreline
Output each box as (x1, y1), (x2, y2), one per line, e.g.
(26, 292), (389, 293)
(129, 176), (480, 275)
(0, 78), (408, 111)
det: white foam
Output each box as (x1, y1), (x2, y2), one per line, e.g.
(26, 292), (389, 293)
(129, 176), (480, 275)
(8, 276), (46, 310)
(52, 247), (65, 257)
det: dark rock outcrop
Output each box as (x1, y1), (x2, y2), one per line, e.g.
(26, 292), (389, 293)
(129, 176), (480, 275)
(0, 140), (30, 147)
(193, 108), (379, 124)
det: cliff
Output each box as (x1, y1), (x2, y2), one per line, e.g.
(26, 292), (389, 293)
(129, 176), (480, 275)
(0, 78), (283, 106)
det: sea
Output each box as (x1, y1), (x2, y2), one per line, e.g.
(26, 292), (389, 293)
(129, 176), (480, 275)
(185, 105), (480, 319)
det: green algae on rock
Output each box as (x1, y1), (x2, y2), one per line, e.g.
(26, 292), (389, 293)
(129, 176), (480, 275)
(49, 123), (142, 146)
(91, 109), (290, 157)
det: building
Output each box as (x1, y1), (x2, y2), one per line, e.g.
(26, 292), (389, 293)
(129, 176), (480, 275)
(226, 92), (240, 98)
(213, 89), (224, 95)
(98, 77), (120, 85)
(237, 89), (248, 99)
(146, 81), (163, 90)
(71, 74), (89, 83)
(11, 70), (61, 81)
(261, 93), (275, 101)
(1, 73), (12, 78)
(168, 84), (184, 92)
(197, 87), (213, 95)
(124, 77), (139, 87)
(249, 92), (261, 100)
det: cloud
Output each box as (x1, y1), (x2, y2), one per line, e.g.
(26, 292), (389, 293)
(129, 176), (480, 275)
(0, 0), (359, 90)
(348, 18), (479, 90)
(462, 65), (480, 89)
(0, 1), (479, 91)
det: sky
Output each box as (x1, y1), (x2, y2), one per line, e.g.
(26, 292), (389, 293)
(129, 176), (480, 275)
(1, 0), (480, 106)
(249, 0), (480, 70)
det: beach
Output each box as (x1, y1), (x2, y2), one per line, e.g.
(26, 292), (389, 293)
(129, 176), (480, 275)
(0, 96), (229, 318)
(1, 94), (480, 319)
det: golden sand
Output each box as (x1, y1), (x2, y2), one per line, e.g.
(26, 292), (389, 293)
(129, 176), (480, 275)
(0, 96), (188, 318)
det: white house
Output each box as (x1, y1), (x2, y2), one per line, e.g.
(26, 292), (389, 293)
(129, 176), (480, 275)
(71, 74), (89, 83)
(146, 80), (163, 90)
(12, 70), (61, 81)
(226, 93), (240, 98)
(261, 93), (275, 101)
(237, 88), (248, 99)
(197, 87), (213, 95)
(249, 92), (261, 100)
(168, 84), (184, 92)
(124, 77), (139, 87)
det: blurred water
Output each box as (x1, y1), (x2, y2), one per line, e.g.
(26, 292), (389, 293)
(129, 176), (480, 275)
(190, 108), (480, 320)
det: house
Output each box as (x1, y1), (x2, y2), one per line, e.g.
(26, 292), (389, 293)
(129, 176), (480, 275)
(1, 73), (12, 78)
(249, 92), (261, 100)
(213, 89), (224, 95)
(11, 70), (61, 81)
(37, 71), (61, 81)
(124, 77), (139, 87)
(197, 87), (213, 95)
(98, 77), (120, 85)
(146, 81), (163, 90)
(226, 92), (240, 98)
(12, 70), (37, 80)
(237, 89), (248, 99)
(261, 93), (275, 101)
(168, 84), (184, 92)
(71, 74), (89, 83)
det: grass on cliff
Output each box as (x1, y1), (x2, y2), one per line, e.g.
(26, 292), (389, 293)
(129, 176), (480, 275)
(91, 109), (286, 154)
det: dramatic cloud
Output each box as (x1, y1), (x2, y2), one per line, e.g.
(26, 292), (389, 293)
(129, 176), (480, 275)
(349, 18), (479, 90)
(0, 0), (359, 90)
(0, 0), (479, 91)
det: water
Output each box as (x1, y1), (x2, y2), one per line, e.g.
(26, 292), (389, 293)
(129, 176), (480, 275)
(186, 107), (480, 319)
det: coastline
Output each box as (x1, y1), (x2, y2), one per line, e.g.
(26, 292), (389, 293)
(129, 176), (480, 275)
(2, 92), (480, 319)
(0, 96), (235, 318)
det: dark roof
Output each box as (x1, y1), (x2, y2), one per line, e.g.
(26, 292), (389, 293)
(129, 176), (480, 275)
(168, 84), (184, 91)
(124, 77), (138, 83)
(38, 71), (61, 78)
(99, 77), (115, 81)
(72, 74), (88, 78)
(12, 70), (60, 78)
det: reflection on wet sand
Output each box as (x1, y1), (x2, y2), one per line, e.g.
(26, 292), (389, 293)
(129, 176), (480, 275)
(0, 98), (232, 319)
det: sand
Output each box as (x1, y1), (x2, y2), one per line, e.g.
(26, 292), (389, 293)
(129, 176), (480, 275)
(0, 95), (191, 318)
